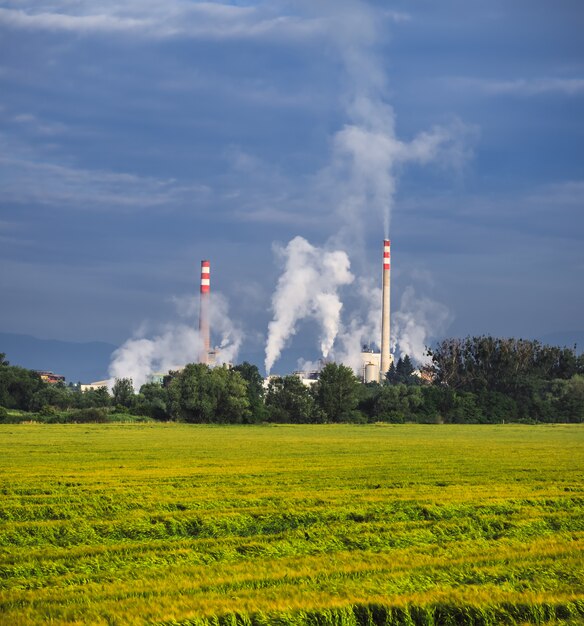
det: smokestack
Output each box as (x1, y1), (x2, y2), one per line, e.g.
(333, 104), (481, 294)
(380, 239), (391, 380)
(199, 260), (210, 364)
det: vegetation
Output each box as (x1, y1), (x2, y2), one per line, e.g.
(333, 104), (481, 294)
(1, 338), (583, 425)
(0, 424), (582, 625)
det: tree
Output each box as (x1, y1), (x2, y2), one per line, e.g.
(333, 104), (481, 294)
(428, 336), (581, 397)
(168, 364), (250, 423)
(0, 353), (9, 366)
(112, 378), (134, 408)
(135, 382), (170, 420)
(312, 363), (361, 422)
(233, 362), (267, 423)
(552, 375), (584, 423)
(265, 375), (321, 423)
(387, 355), (419, 386)
(0, 365), (43, 410)
(385, 362), (398, 385)
(77, 386), (111, 408)
(30, 384), (74, 411)
(372, 384), (423, 422)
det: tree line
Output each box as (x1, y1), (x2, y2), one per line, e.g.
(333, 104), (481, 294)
(1, 336), (583, 424)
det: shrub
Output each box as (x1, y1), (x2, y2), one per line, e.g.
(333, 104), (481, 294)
(67, 407), (109, 423)
(39, 405), (58, 417)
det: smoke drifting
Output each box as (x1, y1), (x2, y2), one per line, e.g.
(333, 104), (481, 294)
(264, 1), (467, 370)
(318, 1), (471, 249)
(109, 292), (242, 390)
(329, 277), (382, 373)
(109, 325), (202, 392)
(264, 236), (353, 373)
(392, 286), (452, 364)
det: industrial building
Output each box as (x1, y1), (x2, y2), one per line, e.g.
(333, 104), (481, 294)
(35, 370), (66, 385)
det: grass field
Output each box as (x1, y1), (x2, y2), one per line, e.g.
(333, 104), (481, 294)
(0, 424), (583, 625)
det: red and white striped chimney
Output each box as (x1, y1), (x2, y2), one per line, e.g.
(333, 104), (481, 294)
(199, 260), (210, 364)
(380, 239), (391, 379)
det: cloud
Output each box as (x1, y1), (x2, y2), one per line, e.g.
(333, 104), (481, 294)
(447, 76), (584, 96)
(0, 8), (149, 33)
(0, 135), (209, 210)
(0, 3), (323, 41)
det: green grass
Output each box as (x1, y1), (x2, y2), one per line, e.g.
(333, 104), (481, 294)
(0, 424), (582, 625)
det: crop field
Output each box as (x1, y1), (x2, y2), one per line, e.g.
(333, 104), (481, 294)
(0, 424), (583, 626)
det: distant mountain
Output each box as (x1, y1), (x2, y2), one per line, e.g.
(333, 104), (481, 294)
(0, 333), (117, 383)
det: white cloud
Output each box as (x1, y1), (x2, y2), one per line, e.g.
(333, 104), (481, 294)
(0, 134), (209, 210)
(448, 76), (584, 96)
(0, 3), (323, 41)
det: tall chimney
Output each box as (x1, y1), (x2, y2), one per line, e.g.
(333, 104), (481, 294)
(199, 260), (210, 364)
(380, 239), (391, 380)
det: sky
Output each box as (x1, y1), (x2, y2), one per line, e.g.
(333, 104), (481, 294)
(1, 0), (583, 378)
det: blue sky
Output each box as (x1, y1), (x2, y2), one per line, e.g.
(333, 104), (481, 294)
(1, 0), (583, 376)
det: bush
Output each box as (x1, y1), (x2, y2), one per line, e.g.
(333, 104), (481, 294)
(39, 405), (58, 417)
(67, 407), (109, 423)
(0, 406), (8, 421)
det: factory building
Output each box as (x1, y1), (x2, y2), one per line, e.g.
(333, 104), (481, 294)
(80, 380), (109, 392)
(360, 346), (381, 383)
(35, 371), (66, 384)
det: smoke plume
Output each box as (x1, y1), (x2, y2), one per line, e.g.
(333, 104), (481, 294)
(392, 286), (452, 365)
(329, 277), (382, 373)
(108, 292), (242, 390)
(264, 236), (353, 373)
(262, 1), (471, 371)
(316, 1), (472, 252)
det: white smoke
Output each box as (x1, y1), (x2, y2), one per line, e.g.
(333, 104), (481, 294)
(296, 358), (323, 374)
(392, 286), (452, 365)
(108, 325), (203, 391)
(264, 236), (353, 373)
(329, 277), (382, 373)
(259, 1), (472, 371)
(316, 1), (472, 252)
(108, 292), (242, 391)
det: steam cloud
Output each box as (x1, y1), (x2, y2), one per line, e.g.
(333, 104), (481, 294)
(392, 286), (452, 365)
(264, 1), (466, 371)
(319, 1), (471, 248)
(109, 292), (242, 390)
(264, 236), (353, 373)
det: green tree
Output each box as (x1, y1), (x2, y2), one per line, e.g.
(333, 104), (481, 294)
(168, 364), (250, 423)
(0, 353), (9, 366)
(371, 384), (423, 422)
(233, 362), (267, 423)
(385, 361), (398, 385)
(312, 363), (361, 422)
(552, 375), (584, 423)
(112, 378), (134, 408)
(265, 375), (321, 423)
(135, 382), (170, 420)
(30, 384), (74, 411)
(387, 355), (419, 386)
(0, 365), (44, 410)
(77, 386), (111, 408)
